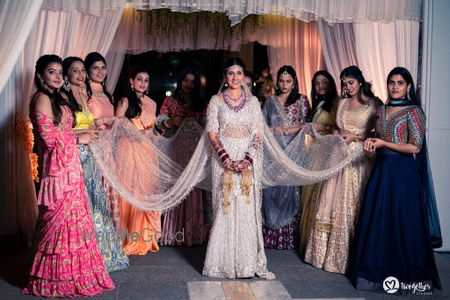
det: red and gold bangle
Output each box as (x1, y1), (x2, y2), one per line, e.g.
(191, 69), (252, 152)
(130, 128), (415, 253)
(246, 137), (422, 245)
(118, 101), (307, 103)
(244, 152), (253, 165)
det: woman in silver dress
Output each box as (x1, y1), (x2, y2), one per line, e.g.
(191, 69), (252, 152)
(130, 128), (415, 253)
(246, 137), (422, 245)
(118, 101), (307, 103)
(202, 57), (275, 279)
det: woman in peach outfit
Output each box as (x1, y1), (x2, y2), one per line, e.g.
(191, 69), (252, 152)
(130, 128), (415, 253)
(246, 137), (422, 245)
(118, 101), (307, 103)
(115, 68), (161, 255)
(84, 52), (122, 230)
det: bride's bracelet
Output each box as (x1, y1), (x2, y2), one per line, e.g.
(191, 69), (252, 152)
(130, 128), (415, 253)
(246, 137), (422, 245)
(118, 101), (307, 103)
(217, 148), (230, 164)
(244, 152), (253, 165)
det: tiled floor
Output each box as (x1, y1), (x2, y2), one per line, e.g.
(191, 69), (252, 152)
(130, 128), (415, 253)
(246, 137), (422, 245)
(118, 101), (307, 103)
(0, 246), (449, 299)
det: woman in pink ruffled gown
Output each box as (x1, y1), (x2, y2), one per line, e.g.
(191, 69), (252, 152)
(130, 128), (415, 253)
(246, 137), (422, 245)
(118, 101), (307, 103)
(23, 54), (114, 297)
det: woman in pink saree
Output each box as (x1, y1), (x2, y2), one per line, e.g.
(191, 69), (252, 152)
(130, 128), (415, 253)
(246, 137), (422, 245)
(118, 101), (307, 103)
(24, 54), (114, 297)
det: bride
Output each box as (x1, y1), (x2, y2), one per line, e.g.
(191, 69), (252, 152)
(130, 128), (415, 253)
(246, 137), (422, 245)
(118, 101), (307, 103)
(202, 57), (275, 279)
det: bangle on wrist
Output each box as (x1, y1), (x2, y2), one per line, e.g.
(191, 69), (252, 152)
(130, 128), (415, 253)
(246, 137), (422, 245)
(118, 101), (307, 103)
(244, 152), (253, 165)
(164, 118), (172, 128)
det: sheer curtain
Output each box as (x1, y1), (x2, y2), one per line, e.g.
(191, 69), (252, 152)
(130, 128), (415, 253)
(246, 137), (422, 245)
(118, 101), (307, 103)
(317, 20), (359, 93)
(128, 0), (421, 25)
(107, 11), (324, 97)
(106, 8), (261, 89)
(259, 16), (324, 97)
(0, 0), (43, 94)
(353, 20), (420, 101)
(0, 4), (125, 244)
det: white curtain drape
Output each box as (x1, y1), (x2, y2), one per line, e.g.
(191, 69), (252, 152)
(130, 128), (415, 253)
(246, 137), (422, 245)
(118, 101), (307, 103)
(128, 0), (422, 25)
(353, 20), (420, 101)
(41, 0), (125, 16)
(107, 10), (323, 97)
(259, 16), (325, 97)
(317, 20), (359, 94)
(108, 9), (261, 54)
(0, 4), (125, 243)
(0, 0), (43, 94)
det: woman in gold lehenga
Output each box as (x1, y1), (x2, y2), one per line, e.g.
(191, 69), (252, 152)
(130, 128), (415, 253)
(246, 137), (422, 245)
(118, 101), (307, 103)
(303, 66), (379, 274)
(299, 70), (339, 255)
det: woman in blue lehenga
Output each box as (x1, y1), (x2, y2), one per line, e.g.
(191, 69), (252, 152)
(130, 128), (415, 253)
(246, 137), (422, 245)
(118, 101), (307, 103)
(261, 66), (310, 249)
(62, 56), (129, 272)
(352, 67), (441, 294)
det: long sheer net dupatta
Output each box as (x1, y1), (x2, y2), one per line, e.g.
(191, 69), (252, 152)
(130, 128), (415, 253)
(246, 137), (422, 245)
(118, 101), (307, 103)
(90, 119), (363, 212)
(261, 123), (364, 187)
(90, 118), (212, 211)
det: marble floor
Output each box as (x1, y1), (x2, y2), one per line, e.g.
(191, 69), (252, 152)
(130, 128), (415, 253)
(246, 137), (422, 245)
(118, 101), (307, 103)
(0, 246), (449, 299)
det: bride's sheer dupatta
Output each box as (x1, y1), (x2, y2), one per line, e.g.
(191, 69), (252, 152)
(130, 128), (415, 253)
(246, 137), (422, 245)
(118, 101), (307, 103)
(90, 117), (364, 212)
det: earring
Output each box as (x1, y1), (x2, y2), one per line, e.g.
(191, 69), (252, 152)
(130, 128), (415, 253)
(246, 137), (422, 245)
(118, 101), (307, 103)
(131, 85), (135, 92)
(38, 75), (49, 91)
(37, 75), (44, 87)
(63, 76), (71, 92)
(407, 89), (410, 100)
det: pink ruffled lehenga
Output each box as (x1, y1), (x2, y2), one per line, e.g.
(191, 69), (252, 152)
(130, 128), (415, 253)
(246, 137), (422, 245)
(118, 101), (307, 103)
(24, 99), (114, 297)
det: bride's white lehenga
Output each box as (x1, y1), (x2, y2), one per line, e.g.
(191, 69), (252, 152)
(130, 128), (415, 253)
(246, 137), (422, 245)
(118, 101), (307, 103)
(202, 95), (275, 279)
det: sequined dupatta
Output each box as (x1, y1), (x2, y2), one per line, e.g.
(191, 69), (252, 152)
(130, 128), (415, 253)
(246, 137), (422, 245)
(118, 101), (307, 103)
(416, 137), (442, 248)
(267, 95), (291, 128)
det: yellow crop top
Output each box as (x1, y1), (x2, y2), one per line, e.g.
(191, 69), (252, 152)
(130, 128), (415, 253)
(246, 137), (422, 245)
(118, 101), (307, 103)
(74, 111), (94, 130)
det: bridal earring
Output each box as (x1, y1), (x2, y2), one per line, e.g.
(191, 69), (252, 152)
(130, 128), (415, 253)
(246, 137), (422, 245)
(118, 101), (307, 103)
(38, 75), (49, 90)
(63, 76), (71, 92)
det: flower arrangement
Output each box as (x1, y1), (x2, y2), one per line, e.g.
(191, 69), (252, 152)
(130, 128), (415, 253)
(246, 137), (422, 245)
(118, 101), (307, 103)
(15, 114), (39, 182)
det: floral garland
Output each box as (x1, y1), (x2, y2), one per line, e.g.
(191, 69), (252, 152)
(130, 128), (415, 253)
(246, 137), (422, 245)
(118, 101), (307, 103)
(14, 114), (39, 182)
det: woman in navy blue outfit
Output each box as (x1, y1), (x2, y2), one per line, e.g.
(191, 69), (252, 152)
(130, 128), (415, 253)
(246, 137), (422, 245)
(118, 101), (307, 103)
(352, 67), (441, 294)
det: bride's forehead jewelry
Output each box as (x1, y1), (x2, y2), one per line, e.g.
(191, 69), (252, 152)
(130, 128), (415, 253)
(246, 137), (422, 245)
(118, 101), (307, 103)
(226, 65), (243, 71)
(282, 71), (290, 77)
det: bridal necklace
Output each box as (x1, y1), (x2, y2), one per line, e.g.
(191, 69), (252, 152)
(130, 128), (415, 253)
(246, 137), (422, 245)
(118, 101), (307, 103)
(223, 89), (246, 112)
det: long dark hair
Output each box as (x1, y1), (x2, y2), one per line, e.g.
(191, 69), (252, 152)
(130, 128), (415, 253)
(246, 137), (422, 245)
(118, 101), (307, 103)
(62, 56), (84, 113)
(310, 70), (338, 113)
(387, 67), (419, 106)
(120, 67), (149, 119)
(33, 54), (69, 126)
(340, 66), (374, 102)
(84, 52), (113, 105)
(173, 66), (206, 112)
(223, 57), (246, 74)
(275, 65), (302, 106)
